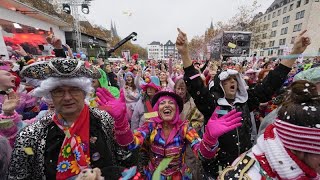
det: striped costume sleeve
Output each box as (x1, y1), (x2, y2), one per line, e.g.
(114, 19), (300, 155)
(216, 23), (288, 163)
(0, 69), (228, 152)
(128, 122), (153, 150)
(184, 124), (202, 158)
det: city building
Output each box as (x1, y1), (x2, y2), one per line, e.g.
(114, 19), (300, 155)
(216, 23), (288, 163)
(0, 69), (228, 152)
(163, 40), (179, 59)
(147, 40), (179, 60)
(251, 0), (320, 58)
(147, 41), (164, 60)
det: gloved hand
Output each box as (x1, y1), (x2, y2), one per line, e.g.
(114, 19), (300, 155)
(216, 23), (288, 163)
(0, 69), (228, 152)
(2, 92), (20, 116)
(203, 108), (242, 146)
(96, 88), (127, 128)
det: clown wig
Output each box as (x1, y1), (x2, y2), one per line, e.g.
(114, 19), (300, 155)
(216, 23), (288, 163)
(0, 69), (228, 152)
(33, 77), (94, 105)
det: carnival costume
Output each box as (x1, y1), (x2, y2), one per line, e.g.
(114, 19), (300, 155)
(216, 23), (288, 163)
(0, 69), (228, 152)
(7, 59), (135, 180)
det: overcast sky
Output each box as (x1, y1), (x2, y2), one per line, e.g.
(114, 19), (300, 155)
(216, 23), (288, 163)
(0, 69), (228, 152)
(85, 0), (274, 47)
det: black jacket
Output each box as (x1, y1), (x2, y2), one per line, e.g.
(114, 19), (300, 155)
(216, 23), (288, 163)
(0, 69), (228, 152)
(183, 64), (291, 177)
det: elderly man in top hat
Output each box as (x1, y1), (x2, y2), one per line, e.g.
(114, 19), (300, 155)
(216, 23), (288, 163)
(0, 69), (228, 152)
(7, 58), (136, 180)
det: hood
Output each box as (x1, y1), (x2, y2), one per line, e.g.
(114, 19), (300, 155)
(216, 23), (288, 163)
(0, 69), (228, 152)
(97, 69), (109, 89)
(213, 69), (248, 107)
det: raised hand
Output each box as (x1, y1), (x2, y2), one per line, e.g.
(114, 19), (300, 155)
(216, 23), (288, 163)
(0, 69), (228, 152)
(96, 88), (127, 122)
(291, 30), (311, 54)
(203, 108), (242, 145)
(176, 28), (188, 55)
(15, 45), (27, 56)
(46, 27), (63, 49)
(2, 92), (20, 116)
(176, 28), (193, 68)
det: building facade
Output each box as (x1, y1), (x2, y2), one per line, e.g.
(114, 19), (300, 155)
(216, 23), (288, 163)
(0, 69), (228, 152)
(251, 0), (320, 58)
(147, 41), (164, 60)
(163, 40), (179, 59)
(147, 40), (179, 60)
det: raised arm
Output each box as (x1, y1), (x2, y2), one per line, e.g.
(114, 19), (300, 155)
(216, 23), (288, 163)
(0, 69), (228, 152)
(185, 110), (242, 159)
(97, 88), (149, 150)
(247, 30), (311, 111)
(117, 69), (126, 88)
(176, 28), (215, 122)
(281, 30), (310, 68)
(176, 28), (193, 68)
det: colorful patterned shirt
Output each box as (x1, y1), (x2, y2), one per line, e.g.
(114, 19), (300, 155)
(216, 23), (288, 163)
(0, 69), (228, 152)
(128, 121), (207, 179)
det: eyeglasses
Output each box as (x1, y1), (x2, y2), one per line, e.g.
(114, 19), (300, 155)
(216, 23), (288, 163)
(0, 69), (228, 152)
(51, 88), (84, 98)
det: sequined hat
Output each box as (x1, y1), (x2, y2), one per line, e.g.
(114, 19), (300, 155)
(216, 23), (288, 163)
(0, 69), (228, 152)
(20, 58), (101, 79)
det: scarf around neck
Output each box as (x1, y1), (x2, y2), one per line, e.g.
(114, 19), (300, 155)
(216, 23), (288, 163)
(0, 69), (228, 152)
(252, 124), (319, 180)
(52, 105), (90, 180)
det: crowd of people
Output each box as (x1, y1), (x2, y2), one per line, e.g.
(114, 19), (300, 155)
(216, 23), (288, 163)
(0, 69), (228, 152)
(0, 28), (319, 180)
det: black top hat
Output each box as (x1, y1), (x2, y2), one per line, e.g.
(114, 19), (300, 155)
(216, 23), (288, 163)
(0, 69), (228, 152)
(151, 91), (183, 113)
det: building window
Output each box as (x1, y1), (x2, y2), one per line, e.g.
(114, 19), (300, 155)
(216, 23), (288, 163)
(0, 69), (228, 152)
(283, 6), (287, 13)
(281, 27), (288, 35)
(268, 14), (271, 20)
(262, 33), (267, 39)
(279, 38), (286, 46)
(271, 30), (277, 37)
(297, 0), (301, 8)
(278, 9), (281, 16)
(260, 51), (265, 56)
(263, 24), (269, 30)
(289, 4), (294, 10)
(272, 12), (276, 18)
(268, 50), (274, 56)
(293, 23), (303, 32)
(269, 40), (275, 47)
(305, 0), (309, 4)
(261, 42), (266, 48)
(291, 36), (296, 44)
(283, 16), (290, 24)
(278, 49), (284, 55)
(272, 20), (278, 27)
(296, 10), (305, 20)
(264, 16), (267, 21)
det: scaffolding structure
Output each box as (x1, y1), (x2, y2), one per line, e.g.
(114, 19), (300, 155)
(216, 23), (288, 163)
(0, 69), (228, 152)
(50, 0), (93, 52)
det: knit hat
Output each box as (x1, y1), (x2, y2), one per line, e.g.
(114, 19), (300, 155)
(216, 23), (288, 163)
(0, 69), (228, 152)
(124, 72), (134, 81)
(141, 76), (161, 91)
(293, 66), (320, 84)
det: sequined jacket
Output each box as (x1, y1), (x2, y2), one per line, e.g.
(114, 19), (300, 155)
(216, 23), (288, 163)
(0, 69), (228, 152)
(7, 108), (133, 180)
